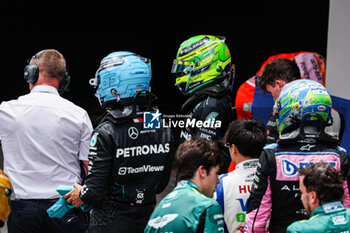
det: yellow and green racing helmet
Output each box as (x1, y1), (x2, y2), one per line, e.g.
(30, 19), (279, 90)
(276, 79), (332, 135)
(0, 171), (11, 227)
(171, 35), (231, 95)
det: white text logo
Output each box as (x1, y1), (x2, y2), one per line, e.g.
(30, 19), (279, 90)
(116, 143), (170, 158)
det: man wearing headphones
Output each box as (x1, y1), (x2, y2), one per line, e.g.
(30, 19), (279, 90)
(0, 49), (93, 233)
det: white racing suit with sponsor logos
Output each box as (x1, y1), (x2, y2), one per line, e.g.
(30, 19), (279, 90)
(80, 108), (174, 232)
(215, 159), (259, 233)
(246, 140), (350, 233)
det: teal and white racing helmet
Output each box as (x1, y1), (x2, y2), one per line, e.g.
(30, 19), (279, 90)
(89, 51), (152, 108)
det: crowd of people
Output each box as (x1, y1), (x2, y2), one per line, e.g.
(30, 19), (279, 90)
(0, 35), (349, 233)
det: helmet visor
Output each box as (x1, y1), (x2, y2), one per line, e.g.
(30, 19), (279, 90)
(171, 59), (195, 74)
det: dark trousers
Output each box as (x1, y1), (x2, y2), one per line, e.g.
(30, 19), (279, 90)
(8, 199), (87, 233)
(88, 204), (154, 233)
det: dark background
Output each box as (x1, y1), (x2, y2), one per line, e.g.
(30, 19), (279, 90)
(1, 1), (330, 122)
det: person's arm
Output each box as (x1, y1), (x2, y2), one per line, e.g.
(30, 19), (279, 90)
(192, 104), (233, 173)
(155, 129), (174, 194)
(214, 174), (229, 233)
(286, 222), (303, 233)
(78, 111), (93, 179)
(202, 203), (225, 233)
(81, 127), (114, 205)
(82, 160), (89, 174)
(66, 125), (114, 206)
(266, 113), (279, 144)
(245, 150), (273, 233)
(340, 150), (350, 208)
(78, 111), (93, 162)
(191, 104), (229, 141)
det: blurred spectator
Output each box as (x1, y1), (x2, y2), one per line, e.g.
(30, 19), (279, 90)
(144, 137), (224, 233)
(258, 57), (344, 144)
(0, 49), (93, 233)
(287, 162), (350, 232)
(245, 79), (350, 233)
(235, 51), (326, 121)
(215, 119), (266, 233)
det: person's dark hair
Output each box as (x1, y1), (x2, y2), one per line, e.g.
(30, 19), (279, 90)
(223, 119), (266, 157)
(175, 137), (222, 181)
(299, 162), (344, 205)
(258, 58), (301, 91)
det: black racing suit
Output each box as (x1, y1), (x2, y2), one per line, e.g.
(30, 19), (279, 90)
(80, 107), (174, 233)
(179, 83), (235, 173)
(245, 137), (350, 233)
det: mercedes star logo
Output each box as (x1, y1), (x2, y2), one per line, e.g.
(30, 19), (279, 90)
(128, 127), (139, 139)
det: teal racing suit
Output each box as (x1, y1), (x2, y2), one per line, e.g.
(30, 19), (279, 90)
(144, 180), (224, 233)
(287, 201), (350, 233)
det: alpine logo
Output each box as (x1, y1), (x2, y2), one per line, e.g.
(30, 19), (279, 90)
(281, 158), (298, 177)
(281, 158), (337, 178)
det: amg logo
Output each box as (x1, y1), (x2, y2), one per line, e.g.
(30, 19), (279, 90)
(116, 143), (170, 158)
(118, 165), (164, 175)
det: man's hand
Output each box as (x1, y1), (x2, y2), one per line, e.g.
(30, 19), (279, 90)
(64, 183), (84, 207)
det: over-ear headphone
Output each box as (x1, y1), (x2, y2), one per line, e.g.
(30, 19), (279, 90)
(24, 50), (71, 95)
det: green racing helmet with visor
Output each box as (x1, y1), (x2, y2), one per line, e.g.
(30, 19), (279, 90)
(171, 35), (232, 95)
